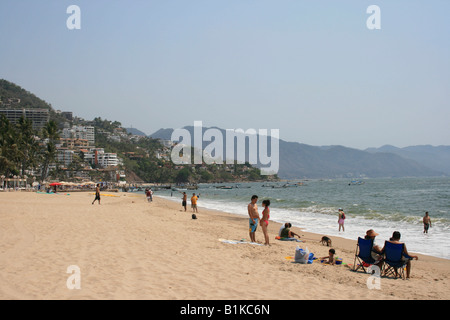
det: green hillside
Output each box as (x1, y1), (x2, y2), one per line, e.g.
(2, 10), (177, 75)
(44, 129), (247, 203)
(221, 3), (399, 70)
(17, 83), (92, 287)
(0, 79), (53, 110)
(1, 79), (272, 184)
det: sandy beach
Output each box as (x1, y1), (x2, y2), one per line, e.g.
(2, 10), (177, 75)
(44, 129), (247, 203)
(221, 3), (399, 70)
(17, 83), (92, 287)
(0, 191), (448, 300)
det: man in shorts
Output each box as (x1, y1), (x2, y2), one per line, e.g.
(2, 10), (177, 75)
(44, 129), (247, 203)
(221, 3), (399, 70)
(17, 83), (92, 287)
(92, 184), (101, 205)
(181, 192), (187, 212)
(247, 195), (259, 243)
(423, 212), (432, 234)
(191, 193), (199, 213)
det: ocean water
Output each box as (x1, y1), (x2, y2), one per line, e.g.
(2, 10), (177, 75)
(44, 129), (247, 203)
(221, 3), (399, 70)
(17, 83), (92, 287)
(156, 177), (450, 259)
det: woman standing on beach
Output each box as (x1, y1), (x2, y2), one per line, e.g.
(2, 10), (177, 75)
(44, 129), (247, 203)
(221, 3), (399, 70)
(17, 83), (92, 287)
(260, 200), (271, 246)
(338, 208), (345, 232)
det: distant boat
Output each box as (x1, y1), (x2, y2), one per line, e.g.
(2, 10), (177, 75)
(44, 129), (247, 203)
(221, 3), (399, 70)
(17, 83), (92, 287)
(282, 183), (298, 188)
(216, 185), (233, 189)
(349, 180), (365, 185)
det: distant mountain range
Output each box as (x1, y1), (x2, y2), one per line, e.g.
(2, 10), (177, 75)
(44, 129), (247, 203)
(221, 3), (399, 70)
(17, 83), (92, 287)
(365, 145), (450, 176)
(125, 127), (148, 137)
(147, 126), (448, 179)
(2, 79), (446, 180)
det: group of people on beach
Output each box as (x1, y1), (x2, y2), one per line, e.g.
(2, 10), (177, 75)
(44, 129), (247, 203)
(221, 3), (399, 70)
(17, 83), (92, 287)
(245, 194), (428, 278)
(160, 189), (429, 278)
(180, 192), (199, 213)
(363, 229), (419, 278)
(248, 195), (305, 246)
(145, 188), (153, 202)
(248, 195), (272, 245)
(336, 208), (432, 235)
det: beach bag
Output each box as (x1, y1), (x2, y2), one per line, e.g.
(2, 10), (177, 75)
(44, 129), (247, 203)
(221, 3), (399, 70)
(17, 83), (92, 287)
(294, 246), (310, 264)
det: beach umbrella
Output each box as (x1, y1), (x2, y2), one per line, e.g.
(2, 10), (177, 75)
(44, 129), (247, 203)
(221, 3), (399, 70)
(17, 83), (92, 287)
(49, 182), (62, 186)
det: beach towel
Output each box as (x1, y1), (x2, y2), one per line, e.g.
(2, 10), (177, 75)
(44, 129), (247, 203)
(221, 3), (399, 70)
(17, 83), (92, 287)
(275, 236), (303, 242)
(90, 193), (120, 197)
(219, 239), (264, 246)
(286, 255), (317, 263)
(37, 191), (70, 195)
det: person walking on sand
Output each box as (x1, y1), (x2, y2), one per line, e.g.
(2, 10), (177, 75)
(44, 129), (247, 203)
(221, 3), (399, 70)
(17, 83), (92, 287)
(92, 184), (101, 205)
(260, 199), (271, 246)
(248, 195), (259, 243)
(338, 208), (345, 232)
(423, 212), (432, 234)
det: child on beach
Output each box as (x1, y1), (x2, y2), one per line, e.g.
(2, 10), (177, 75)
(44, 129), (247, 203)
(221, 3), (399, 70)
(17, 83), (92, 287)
(319, 249), (336, 265)
(260, 200), (271, 246)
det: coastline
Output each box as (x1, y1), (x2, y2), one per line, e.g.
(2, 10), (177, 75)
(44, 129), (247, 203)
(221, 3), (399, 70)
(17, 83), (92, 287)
(0, 191), (448, 300)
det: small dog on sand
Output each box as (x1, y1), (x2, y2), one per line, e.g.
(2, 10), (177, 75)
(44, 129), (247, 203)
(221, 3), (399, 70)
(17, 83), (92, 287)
(320, 236), (332, 247)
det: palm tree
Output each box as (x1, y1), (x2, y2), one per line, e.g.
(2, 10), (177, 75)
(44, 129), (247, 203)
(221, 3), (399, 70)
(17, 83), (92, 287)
(0, 115), (17, 177)
(16, 116), (40, 176)
(40, 120), (60, 183)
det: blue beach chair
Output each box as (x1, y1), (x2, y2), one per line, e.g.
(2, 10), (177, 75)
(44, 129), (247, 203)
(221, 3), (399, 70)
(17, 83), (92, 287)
(382, 241), (413, 280)
(352, 237), (380, 273)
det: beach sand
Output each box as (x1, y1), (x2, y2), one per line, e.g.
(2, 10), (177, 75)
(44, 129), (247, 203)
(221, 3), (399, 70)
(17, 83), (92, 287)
(0, 191), (448, 300)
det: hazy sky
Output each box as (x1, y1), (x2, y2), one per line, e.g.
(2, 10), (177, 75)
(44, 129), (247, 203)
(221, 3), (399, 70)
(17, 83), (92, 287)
(1, 0), (449, 149)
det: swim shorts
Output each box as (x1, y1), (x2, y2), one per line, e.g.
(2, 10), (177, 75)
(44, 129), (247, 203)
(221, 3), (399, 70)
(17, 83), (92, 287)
(249, 218), (259, 233)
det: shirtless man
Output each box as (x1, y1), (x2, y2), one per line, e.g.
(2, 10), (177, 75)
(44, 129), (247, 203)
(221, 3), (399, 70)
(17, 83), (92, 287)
(181, 192), (187, 212)
(385, 231), (418, 279)
(247, 195), (259, 242)
(92, 184), (101, 205)
(423, 212), (432, 234)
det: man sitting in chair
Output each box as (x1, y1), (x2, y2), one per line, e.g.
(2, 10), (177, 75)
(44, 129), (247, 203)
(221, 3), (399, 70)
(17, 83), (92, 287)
(385, 231), (418, 279)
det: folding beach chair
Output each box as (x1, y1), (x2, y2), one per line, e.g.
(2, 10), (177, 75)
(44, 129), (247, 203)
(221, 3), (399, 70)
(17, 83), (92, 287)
(352, 237), (379, 273)
(382, 241), (413, 280)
